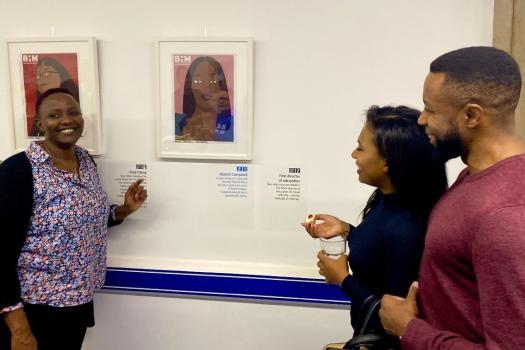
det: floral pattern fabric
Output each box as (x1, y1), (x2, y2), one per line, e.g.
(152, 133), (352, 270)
(16, 142), (110, 307)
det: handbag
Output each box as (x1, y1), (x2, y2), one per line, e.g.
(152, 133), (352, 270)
(343, 295), (397, 350)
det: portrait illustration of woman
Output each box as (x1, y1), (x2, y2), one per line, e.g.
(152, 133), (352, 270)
(24, 55), (80, 136)
(174, 56), (234, 142)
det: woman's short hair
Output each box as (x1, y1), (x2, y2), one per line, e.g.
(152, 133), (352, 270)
(35, 87), (77, 117)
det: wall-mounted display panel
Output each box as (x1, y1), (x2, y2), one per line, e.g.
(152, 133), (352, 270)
(156, 38), (253, 160)
(6, 37), (103, 154)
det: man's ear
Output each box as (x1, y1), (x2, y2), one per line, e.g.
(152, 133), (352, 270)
(463, 103), (483, 128)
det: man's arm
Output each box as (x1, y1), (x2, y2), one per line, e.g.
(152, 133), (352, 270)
(380, 205), (525, 350)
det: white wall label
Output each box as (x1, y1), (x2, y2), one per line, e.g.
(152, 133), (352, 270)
(208, 164), (254, 229)
(113, 163), (149, 207)
(260, 165), (307, 230)
(215, 165), (249, 199)
(267, 167), (302, 201)
(97, 161), (149, 210)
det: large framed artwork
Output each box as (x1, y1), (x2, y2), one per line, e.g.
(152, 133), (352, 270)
(6, 37), (103, 154)
(156, 38), (253, 160)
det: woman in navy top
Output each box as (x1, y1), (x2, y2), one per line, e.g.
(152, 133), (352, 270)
(0, 88), (147, 350)
(303, 105), (447, 349)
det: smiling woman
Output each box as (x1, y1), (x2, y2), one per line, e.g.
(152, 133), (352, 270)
(0, 88), (148, 350)
(30, 57), (81, 137)
(301, 105), (448, 349)
(37, 90), (84, 150)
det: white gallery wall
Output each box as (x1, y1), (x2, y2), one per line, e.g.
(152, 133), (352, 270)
(0, 0), (494, 349)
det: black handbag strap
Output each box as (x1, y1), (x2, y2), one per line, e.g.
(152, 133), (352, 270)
(355, 295), (382, 335)
(345, 333), (385, 349)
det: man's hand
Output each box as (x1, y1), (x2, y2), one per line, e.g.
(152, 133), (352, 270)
(379, 281), (419, 337)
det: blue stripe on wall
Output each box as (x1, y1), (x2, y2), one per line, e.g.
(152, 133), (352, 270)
(103, 267), (351, 306)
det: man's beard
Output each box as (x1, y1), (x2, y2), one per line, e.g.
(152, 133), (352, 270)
(435, 129), (464, 161)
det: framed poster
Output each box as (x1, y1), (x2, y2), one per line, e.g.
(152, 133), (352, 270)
(156, 38), (253, 160)
(6, 37), (103, 154)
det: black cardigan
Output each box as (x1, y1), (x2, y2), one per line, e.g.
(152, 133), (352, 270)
(0, 152), (33, 310)
(0, 151), (121, 310)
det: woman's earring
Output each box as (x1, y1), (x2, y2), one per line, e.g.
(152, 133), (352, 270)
(37, 121), (44, 137)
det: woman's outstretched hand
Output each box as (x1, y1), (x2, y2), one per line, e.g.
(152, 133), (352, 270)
(301, 213), (350, 239)
(115, 179), (147, 220)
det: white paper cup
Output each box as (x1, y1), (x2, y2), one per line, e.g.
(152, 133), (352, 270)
(320, 236), (346, 259)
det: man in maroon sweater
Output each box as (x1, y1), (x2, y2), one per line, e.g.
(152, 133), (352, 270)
(379, 46), (525, 349)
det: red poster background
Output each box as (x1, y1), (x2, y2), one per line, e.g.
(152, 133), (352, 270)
(22, 53), (79, 136)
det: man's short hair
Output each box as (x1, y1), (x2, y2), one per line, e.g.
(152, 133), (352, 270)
(430, 46), (522, 119)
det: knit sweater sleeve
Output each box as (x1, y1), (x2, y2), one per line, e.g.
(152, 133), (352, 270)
(0, 153), (33, 310)
(341, 213), (424, 307)
(383, 214), (424, 297)
(340, 274), (371, 307)
(403, 205), (525, 350)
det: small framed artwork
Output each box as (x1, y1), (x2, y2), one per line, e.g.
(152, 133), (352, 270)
(156, 38), (253, 160)
(6, 37), (103, 154)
